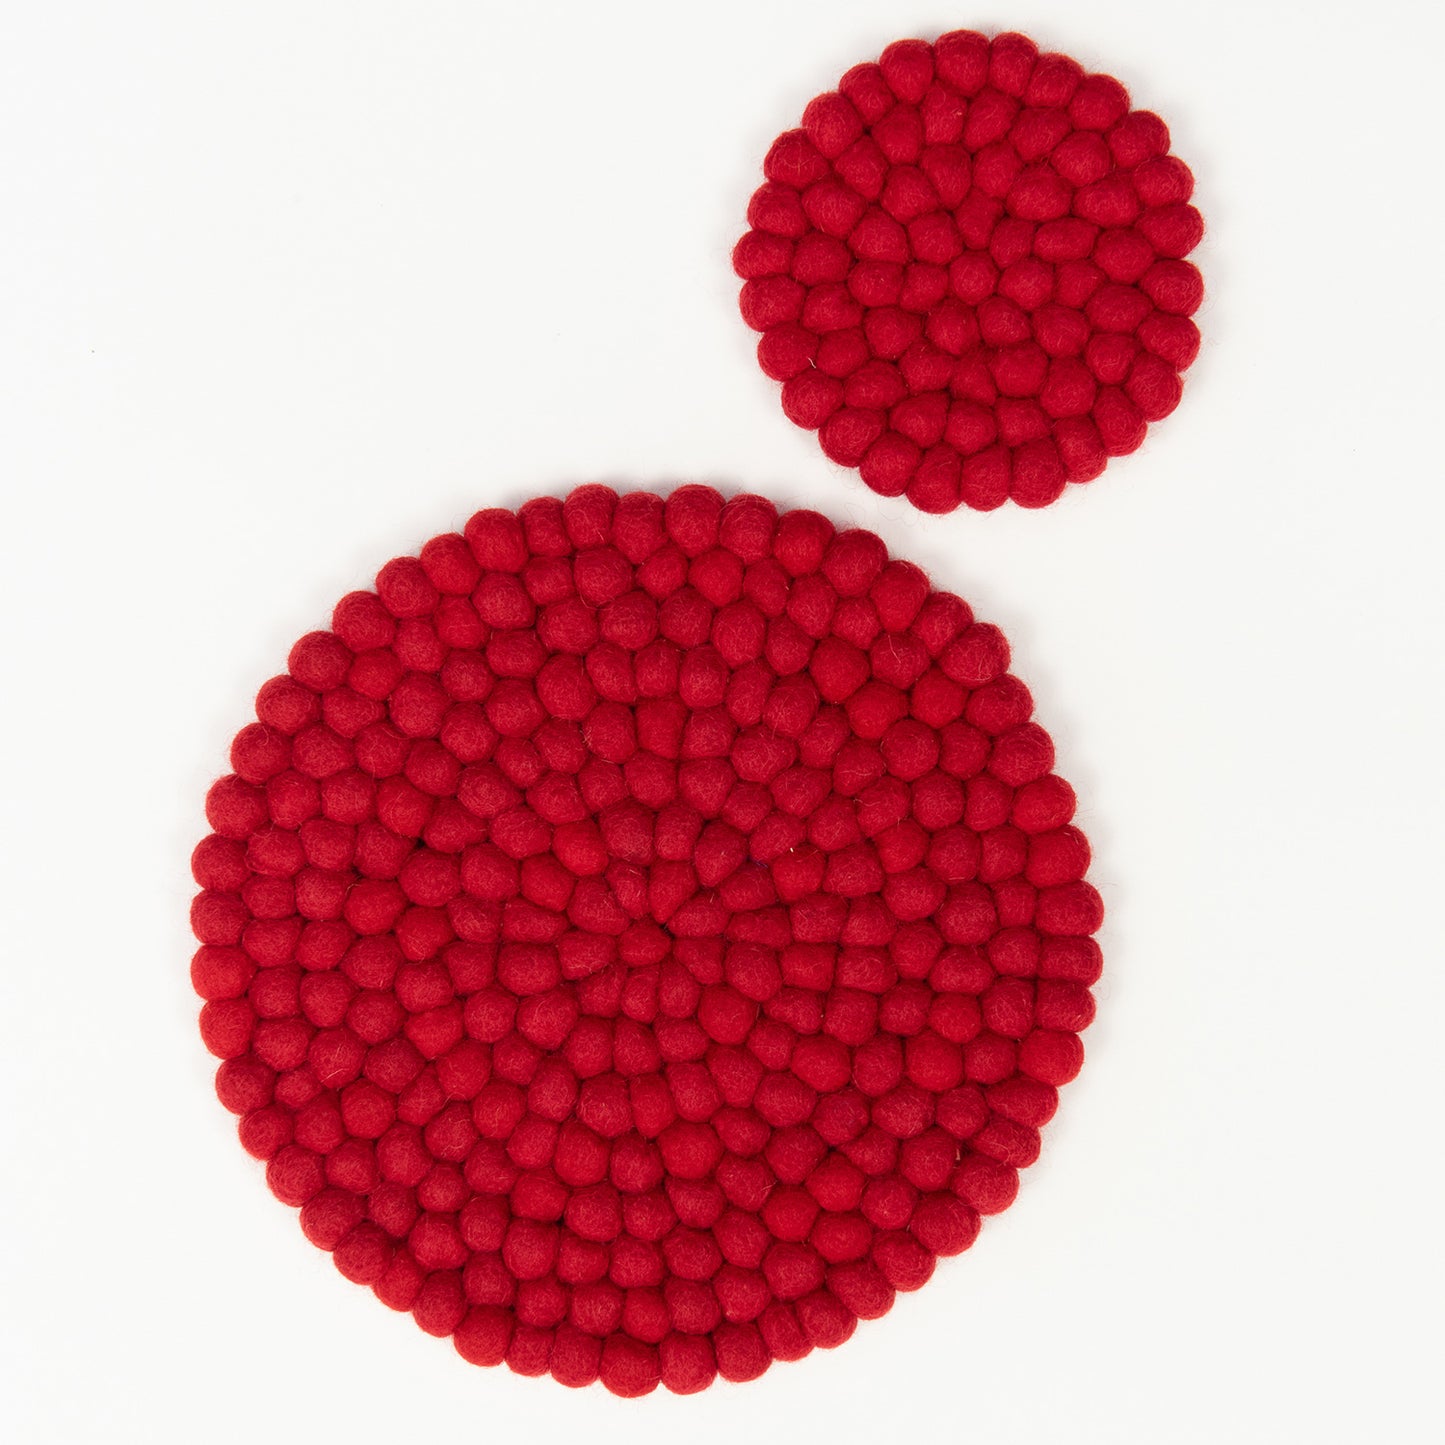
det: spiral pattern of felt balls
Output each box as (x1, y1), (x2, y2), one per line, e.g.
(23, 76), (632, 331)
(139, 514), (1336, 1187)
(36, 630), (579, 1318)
(736, 30), (1204, 512)
(190, 485), (1103, 1395)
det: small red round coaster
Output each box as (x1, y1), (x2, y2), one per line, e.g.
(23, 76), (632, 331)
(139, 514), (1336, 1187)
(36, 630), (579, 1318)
(736, 31), (1203, 512)
(191, 486), (1102, 1395)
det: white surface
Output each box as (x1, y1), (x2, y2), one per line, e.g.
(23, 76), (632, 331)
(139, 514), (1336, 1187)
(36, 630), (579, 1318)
(2, 2), (1442, 1442)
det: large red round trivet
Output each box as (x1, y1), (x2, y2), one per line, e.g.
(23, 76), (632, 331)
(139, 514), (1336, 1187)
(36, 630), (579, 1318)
(736, 30), (1204, 512)
(190, 485), (1103, 1395)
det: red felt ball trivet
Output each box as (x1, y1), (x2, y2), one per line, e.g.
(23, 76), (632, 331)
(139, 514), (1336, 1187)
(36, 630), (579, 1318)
(736, 31), (1204, 513)
(191, 485), (1103, 1395)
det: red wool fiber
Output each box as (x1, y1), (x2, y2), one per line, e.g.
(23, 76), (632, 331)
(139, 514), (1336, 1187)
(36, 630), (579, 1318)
(191, 486), (1103, 1394)
(736, 31), (1204, 513)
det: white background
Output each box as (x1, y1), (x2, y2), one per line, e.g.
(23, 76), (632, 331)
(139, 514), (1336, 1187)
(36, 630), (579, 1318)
(2, 2), (1442, 1441)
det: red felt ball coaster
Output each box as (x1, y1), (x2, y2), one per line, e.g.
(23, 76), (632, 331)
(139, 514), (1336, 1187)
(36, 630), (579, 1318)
(736, 31), (1204, 512)
(192, 485), (1103, 1394)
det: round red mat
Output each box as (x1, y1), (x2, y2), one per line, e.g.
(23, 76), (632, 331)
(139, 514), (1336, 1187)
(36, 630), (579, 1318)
(190, 486), (1102, 1394)
(736, 31), (1203, 512)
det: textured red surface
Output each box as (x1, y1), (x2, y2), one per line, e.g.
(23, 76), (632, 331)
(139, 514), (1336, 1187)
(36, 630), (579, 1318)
(191, 486), (1102, 1394)
(736, 31), (1204, 512)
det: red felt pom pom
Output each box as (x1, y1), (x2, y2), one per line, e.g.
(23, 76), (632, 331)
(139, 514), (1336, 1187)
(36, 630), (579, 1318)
(739, 31), (1202, 510)
(193, 490), (1101, 1393)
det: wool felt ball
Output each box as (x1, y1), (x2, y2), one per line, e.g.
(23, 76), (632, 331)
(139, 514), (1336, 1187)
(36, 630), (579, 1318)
(191, 486), (1103, 1394)
(736, 31), (1204, 513)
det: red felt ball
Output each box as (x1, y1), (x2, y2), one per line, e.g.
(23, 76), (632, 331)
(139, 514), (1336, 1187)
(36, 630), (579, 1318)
(192, 489), (1101, 1394)
(739, 31), (1203, 511)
